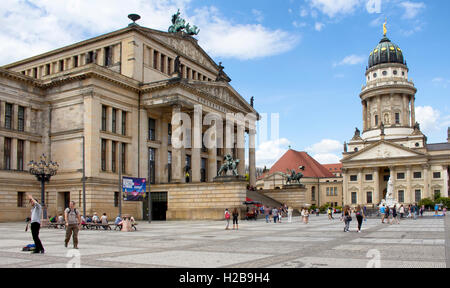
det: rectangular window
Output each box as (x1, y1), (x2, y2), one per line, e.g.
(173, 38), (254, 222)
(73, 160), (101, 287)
(375, 115), (379, 126)
(121, 143), (126, 174)
(367, 192), (373, 204)
(114, 192), (119, 207)
(121, 111), (126, 135)
(167, 57), (172, 74)
(365, 174), (373, 181)
(17, 192), (25, 207)
(111, 141), (116, 173)
(415, 190), (421, 202)
(86, 51), (94, 64)
(4, 138), (11, 170)
(153, 50), (158, 69)
(17, 139), (24, 171)
(73, 55), (79, 68)
(334, 187), (338, 196)
(350, 175), (357, 181)
(395, 113), (400, 124)
(45, 63), (50, 75)
(201, 158), (207, 182)
(168, 151), (172, 183)
(101, 105), (107, 131)
(326, 187), (330, 196)
(33, 67), (37, 78)
(112, 108), (117, 133)
(398, 190), (405, 203)
(148, 118), (156, 141)
(101, 139), (106, 171)
(351, 192), (357, 204)
(149, 148), (156, 184)
(59, 60), (64, 72)
(434, 190), (441, 200)
(5, 103), (12, 129)
(104, 46), (112, 66)
(413, 172), (422, 179)
(397, 172), (405, 180)
(168, 123), (172, 145)
(160, 54), (165, 73)
(18, 106), (25, 132)
(433, 172), (441, 179)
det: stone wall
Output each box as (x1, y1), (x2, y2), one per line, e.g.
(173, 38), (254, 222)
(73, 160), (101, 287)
(260, 186), (307, 210)
(164, 181), (247, 220)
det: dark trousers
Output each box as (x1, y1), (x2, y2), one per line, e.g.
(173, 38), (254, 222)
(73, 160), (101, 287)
(356, 215), (363, 231)
(31, 222), (44, 252)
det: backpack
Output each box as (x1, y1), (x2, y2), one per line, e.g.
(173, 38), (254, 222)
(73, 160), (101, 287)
(225, 211), (230, 219)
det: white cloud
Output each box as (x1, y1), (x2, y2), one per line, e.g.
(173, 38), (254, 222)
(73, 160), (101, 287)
(415, 106), (450, 136)
(293, 21), (308, 28)
(187, 7), (300, 60)
(251, 9), (264, 23)
(432, 77), (450, 88)
(400, 1), (426, 19)
(333, 54), (365, 67)
(309, 0), (361, 18)
(315, 22), (325, 31)
(0, 0), (298, 65)
(305, 139), (342, 164)
(256, 138), (291, 168)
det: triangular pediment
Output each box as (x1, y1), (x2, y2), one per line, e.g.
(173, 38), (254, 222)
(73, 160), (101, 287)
(190, 82), (255, 113)
(139, 27), (219, 73)
(343, 141), (426, 162)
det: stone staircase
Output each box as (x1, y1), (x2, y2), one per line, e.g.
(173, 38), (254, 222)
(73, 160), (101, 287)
(246, 189), (301, 217)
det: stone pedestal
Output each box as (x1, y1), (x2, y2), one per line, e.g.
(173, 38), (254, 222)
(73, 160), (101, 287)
(213, 175), (247, 183)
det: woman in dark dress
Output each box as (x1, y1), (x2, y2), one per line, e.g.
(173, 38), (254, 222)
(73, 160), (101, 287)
(232, 208), (239, 230)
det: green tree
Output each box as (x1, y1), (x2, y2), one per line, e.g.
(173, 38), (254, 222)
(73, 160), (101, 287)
(418, 198), (434, 209)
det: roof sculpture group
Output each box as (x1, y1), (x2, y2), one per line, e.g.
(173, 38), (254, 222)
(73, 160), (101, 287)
(283, 166), (305, 185)
(217, 154), (240, 176)
(168, 9), (200, 36)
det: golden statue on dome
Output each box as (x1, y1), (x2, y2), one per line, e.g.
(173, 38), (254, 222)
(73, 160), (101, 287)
(383, 17), (387, 36)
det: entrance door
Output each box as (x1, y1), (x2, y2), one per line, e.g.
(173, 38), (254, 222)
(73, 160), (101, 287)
(57, 192), (70, 215)
(142, 192), (167, 221)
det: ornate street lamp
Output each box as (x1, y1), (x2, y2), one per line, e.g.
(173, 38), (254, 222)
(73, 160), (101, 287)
(28, 154), (59, 219)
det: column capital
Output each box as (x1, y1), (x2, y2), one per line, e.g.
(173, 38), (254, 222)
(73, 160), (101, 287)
(422, 163), (430, 170)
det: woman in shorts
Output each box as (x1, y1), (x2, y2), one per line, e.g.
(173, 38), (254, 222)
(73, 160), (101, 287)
(232, 208), (239, 230)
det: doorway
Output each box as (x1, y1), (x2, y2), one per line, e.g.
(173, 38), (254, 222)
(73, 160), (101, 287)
(57, 192), (70, 215)
(143, 192), (167, 221)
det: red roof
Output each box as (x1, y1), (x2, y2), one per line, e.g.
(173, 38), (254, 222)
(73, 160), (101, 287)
(262, 150), (335, 179)
(323, 163), (343, 173)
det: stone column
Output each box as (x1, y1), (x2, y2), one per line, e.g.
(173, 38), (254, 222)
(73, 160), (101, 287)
(389, 166), (396, 201)
(443, 165), (449, 197)
(423, 164), (430, 199)
(191, 105), (202, 183)
(207, 142), (217, 182)
(249, 130), (256, 187)
(0, 136), (4, 169)
(224, 117), (233, 156)
(139, 108), (148, 180)
(362, 100), (367, 131)
(358, 169), (363, 205)
(159, 118), (168, 183)
(13, 104), (19, 130)
(402, 94), (408, 126)
(25, 107), (31, 132)
(106, 140), (112, 172)
(406, 166), (412, 204)
(171, 105), (182, 183)
(0, 101), (5, 128)
(377, 95), (382, 127)
(342, 168), (348, 205)
(106, 106), (112, 132)
(411, 95), (415, 126)
(11, 138), (17, 170)
(373, 167), (380, 205)
(237, 121), (245, 177)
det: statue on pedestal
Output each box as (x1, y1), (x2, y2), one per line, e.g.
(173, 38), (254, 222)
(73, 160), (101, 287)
(283, 166), (305, 185)
(217, 154), (240, 176)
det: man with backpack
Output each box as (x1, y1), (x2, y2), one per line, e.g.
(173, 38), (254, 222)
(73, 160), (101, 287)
(224, 208), (231, 230)
(64, 201), (81, 249)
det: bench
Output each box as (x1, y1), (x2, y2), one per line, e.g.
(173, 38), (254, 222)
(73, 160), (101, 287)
(47, 222), (65, 229)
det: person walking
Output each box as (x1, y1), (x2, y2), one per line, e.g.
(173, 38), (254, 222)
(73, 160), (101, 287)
(304, 208), (310, 224)
(27, 193), (44, 254)
(380, 204), (386, 223)
(413, 203), (418, 220)
(355, 205), (365, 233)
(343, 206), (352, 232)
(272, 207), (278, 223)
(434, 203), (439, 216)
(64, 201), (81, 249)
(420, 205), (425, 217)
(399, 205), (405, 219)
(385, 206), (391, 223)
(327, 207), (334, 220)
(232, 208), (239, 230)
(224, 209), (231, 230)
(264, 206), (270, 223)
(391, 205), (400, 225)
(287, 206), (293, 223)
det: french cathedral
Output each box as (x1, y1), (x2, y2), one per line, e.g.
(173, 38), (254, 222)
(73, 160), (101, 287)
(341, 28), (450, 207)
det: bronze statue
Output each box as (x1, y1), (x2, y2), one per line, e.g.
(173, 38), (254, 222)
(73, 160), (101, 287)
(168, 9), (200, 35)
(283, 166), (305, 185)
(217, 154), (240, 176)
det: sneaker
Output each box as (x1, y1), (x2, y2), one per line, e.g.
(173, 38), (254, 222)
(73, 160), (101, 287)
(64, 242), (68, 248)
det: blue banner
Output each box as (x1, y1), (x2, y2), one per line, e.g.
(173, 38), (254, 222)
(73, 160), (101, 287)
(122, 177), (146, 201)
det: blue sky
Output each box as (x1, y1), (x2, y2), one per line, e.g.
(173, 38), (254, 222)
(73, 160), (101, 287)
(1, 0), (449, 167)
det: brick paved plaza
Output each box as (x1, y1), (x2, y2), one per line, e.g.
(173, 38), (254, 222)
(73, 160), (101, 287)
(0, 213), (448, 268)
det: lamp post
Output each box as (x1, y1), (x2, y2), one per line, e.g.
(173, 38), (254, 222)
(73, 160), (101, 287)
(28, 154), (59, 220)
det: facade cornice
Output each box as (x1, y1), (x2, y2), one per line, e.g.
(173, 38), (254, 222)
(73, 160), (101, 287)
(360, 83), (417, 100)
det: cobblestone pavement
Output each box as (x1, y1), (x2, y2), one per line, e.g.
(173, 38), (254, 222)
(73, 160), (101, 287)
(0, 213), (447, 268)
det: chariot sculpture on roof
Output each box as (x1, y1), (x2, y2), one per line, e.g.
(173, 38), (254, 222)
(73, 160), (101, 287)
(168, 9), (200, 36)
(283, 166), (305, 185)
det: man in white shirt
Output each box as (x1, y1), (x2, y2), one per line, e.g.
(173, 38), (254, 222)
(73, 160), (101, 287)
(27, 193), (44, 254)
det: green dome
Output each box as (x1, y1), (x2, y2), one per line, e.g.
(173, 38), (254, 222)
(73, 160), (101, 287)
(368, 37), (406, 69)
